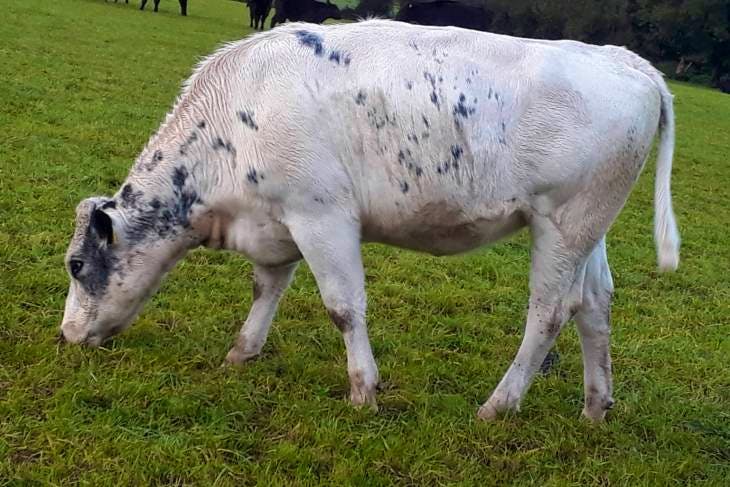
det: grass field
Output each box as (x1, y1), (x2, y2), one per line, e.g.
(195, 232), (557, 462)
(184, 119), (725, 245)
(1, 0), (729, 484)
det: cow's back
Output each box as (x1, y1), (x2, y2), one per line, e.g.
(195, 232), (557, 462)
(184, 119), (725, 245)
(206, 21), (662, 254)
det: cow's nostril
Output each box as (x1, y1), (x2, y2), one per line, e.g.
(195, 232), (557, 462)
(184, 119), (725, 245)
(56, 330), (67, 344)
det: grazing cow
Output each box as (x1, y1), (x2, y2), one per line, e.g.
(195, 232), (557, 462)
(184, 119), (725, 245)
(60, 20), (679, 422)
(270, 0), (341, 28)
(140, 0), (188, 16)
(396, 1), (491, 31)
(247, 0), (273, 30)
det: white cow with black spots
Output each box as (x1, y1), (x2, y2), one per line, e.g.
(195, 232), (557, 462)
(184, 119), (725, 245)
(61, 20), (680, 422)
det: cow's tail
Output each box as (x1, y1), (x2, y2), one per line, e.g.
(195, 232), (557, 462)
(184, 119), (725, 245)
(647, 68), (680, 271)
(606, 46), (680, 271)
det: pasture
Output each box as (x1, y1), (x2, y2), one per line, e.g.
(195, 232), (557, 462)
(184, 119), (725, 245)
(1, 0), (728, 484)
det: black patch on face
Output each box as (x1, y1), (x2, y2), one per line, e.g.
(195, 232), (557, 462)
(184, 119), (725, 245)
(238, 110), (259, 131)
(246, 168), (259, 184)
(73, 208), (121, 298)
(355, 90), (367, 105)
(400, 180), (409, 193)
(197, 120), (206, 129)
(101, 200), (117, 210)
(296, 30), (324, 56)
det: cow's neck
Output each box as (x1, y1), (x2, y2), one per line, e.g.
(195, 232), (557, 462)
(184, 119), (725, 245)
(117, 119), (246, 250)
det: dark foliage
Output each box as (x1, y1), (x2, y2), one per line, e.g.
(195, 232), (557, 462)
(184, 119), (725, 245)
(387, 0), (729, 89)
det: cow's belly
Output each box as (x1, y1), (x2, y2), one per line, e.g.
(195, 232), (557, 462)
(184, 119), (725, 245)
(361, 199), (527, 256)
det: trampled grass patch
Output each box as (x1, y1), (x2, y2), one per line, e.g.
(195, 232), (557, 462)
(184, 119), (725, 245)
(1, 0), (728, 484)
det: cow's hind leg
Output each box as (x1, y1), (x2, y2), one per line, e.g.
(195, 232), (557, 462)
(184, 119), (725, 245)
(287, 213), (379, 408)
(478, 214), (592, 420)
(225, 262), (298, 365)
(575, 238), (615, 422)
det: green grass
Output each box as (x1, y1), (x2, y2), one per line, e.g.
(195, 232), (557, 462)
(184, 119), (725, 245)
(1, 0), (728, 484)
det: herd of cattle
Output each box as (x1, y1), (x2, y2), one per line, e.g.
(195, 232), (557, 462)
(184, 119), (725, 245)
(109, 0), (489, 31)
(110, 0), (189, 16)
(247, 1), (486, 30)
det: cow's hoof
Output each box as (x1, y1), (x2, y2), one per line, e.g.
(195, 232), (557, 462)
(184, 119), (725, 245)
(350, 388), (378, 411)
(582, 397), (614, 423)
(476, 402), (500, 421)
(223, 346), (259, 366)
(349, 369), (378, 411)
(477, 394), (520, 421)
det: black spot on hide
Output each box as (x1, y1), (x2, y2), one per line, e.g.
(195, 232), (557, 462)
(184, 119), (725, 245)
(296, 30), (324, 56)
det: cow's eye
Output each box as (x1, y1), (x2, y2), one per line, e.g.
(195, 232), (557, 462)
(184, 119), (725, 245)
(69, 259), (84, 278)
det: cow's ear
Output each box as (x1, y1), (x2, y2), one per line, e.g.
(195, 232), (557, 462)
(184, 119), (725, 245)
(91, 208), (115, 245)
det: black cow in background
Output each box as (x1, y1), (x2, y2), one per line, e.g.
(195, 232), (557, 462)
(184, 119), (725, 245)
(246, 0), (273, 29)
(396, 1), (490, 31)
(270, 0), (341, 28)
(140, 0), (188, 16)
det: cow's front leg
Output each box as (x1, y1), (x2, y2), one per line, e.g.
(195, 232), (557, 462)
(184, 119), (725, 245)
(224, 262), (298, 365)
(287, 214), (379, 408)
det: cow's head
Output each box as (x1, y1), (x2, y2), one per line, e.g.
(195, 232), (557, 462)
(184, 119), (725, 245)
(59, 196), (194, 346)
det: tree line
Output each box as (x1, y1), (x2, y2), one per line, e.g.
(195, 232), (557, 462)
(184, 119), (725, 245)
(350, 0), (729, 89)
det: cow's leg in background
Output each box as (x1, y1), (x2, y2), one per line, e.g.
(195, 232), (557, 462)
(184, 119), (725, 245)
(478, 213), (592, 420)
(140, 0), (147, 10)
(225, 263), (299, 365)
(179, 0), (187, 16)
(153, 0), (160, 12)
(287, 213), (379, 408)
(575, 238), (615, 422)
